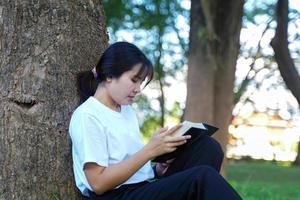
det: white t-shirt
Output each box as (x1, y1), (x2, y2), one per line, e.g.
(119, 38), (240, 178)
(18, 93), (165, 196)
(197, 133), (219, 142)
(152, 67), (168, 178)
(69, 97), (154, 197)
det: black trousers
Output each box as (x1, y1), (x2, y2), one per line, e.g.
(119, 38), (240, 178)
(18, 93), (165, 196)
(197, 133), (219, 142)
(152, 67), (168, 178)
(89, 136), (242, 200)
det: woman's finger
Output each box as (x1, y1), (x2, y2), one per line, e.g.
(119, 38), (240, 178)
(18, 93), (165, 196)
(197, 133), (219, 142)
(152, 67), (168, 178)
(161, 124), (182, 136)
(167, 140), (187, 147)
(165, 159), (175, 164)
(168, 124), (182, 134)
(166, 147), (177, 152)
(165, 135), (191, 143)
(160, 162), (169, 167)
(155, 127), (169, 135)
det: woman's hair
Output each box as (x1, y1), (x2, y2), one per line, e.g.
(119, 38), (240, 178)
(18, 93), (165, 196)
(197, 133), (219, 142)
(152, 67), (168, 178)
(77, 42), (154, 103)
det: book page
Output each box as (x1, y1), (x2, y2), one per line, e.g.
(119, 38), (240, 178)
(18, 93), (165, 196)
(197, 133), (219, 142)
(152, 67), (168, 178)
(183, 121), (206, 129)
(175, 120), (206, 136)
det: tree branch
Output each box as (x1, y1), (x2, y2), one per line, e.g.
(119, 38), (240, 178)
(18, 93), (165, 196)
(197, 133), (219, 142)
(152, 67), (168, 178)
(270, 0), (300, 105)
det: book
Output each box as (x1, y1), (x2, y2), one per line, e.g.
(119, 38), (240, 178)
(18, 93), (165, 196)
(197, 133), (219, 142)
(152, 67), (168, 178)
(152, 121), (219, 163)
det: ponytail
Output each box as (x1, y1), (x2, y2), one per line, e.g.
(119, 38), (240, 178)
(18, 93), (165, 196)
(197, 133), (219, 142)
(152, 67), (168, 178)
(77, 71), (98, 104)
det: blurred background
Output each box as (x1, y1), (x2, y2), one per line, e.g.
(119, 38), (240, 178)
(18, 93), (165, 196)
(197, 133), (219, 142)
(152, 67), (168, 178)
(1, 0), (299, 199)
(103, 0), (300, 199)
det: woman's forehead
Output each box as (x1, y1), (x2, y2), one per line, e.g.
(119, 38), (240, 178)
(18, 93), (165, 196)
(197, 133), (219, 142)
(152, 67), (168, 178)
(131, 63), (143, 73)
(126, 62), (153, 82)
(130, 63), (145, 78)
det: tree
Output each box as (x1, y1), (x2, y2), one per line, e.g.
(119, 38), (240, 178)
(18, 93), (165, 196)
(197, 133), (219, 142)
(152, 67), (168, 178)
(0, 0), (108, 199)
(271, 0), (300, 165)
(185, 0), (244, 173)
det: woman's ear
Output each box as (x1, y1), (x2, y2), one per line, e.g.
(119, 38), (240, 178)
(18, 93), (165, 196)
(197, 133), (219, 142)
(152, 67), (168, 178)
(106, 76), (113, 83)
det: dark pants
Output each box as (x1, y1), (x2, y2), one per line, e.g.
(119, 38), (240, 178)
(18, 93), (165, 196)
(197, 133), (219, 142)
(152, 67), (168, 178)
(89, 136), (242, 200)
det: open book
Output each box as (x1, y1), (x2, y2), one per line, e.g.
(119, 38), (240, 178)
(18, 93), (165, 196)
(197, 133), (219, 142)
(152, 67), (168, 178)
(152, 121), (219, 163)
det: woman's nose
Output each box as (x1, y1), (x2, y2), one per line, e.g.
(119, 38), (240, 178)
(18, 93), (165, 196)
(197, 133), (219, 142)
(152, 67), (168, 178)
(134, 83), (141, 93)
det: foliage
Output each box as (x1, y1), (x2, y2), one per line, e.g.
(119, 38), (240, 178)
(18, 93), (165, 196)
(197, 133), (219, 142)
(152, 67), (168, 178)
(139, 101), (183, 140)
(227, 160), (300, 200)
(167, 101), (183, 119)
(140, 116), (161, 140)
(103, 0), (189, 75)
(243, 1), (276, 23)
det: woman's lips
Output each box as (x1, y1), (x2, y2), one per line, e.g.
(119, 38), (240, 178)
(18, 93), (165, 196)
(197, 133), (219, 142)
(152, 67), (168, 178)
(128, 95), (135, 100)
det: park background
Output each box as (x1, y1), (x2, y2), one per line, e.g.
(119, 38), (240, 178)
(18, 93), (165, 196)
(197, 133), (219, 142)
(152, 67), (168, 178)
(0, 0), (300, 199)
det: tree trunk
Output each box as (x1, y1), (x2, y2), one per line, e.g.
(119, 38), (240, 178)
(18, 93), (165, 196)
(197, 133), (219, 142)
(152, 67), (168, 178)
(0, 0), (108, 199)
(270, 0), (300, 165)
(185, 0), (244, 175)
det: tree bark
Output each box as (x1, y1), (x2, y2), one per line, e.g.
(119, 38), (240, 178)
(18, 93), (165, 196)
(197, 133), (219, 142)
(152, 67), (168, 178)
(185, 0), (244, 174)
(0, 0), (108, 199)
(270, 0), (300, 165)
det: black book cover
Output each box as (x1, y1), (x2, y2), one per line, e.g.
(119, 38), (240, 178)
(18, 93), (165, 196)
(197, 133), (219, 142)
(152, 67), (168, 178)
(152, 123), (219, 163)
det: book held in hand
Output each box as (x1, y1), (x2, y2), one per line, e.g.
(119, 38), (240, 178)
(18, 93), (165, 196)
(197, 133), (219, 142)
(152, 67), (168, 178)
(152, 120), (219, 163)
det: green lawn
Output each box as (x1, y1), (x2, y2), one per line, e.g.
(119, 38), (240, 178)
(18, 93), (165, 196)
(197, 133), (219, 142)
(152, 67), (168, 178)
(227, 161), (300, 200)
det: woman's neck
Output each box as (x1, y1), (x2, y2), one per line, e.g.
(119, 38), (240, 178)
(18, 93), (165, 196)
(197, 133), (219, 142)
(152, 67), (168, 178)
(93, 85), (121, 112)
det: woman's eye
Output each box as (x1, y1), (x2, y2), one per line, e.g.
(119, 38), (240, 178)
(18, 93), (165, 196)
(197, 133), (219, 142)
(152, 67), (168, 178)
(131, 78), (138, 83)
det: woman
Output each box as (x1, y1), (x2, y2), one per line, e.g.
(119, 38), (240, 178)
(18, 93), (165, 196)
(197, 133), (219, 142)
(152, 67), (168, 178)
(69, 41), (242, 200)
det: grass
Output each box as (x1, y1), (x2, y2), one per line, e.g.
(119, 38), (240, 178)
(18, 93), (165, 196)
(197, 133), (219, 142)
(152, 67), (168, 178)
(227, 160), (300, 200)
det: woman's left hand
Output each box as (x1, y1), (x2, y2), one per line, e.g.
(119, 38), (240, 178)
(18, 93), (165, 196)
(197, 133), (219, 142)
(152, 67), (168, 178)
(155, 159), (175, 177)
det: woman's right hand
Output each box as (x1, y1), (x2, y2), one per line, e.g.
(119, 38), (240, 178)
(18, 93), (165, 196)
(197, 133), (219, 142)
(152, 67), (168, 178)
(144, 124), (191, 160)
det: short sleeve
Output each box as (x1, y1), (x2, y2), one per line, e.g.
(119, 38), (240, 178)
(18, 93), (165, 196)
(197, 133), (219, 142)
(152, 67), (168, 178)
(70, 112), (109, 170)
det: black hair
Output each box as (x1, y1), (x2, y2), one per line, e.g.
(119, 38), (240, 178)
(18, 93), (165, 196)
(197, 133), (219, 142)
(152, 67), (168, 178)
(77, 42), (154, 104)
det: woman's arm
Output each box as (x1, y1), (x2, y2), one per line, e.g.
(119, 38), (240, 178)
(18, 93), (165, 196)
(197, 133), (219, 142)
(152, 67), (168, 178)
(84, 125), (190, 195)
(84, 145), (152, 195)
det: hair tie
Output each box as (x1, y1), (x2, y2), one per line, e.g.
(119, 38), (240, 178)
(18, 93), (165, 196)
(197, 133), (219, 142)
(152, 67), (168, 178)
(92, 67), (97, 78)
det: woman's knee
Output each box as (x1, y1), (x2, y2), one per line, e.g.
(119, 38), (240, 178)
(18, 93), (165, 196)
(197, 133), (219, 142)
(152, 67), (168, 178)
(188, 165), (220, 181)
(198, 136), (224, 160)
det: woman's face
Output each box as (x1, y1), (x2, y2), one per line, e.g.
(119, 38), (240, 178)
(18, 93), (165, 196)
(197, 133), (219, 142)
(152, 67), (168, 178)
(105, 63), (144, 106)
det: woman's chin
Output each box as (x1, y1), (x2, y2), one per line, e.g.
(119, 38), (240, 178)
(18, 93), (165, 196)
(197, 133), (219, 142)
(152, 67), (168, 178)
(121, 100), (133, 105)
(127, 97), (135, 104)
